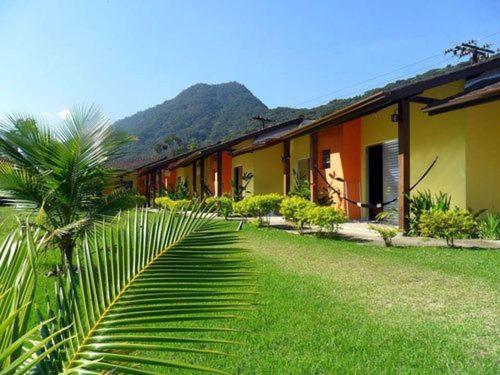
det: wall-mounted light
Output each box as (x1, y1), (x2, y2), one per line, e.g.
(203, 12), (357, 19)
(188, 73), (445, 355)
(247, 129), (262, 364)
(391, 111), (399, 123)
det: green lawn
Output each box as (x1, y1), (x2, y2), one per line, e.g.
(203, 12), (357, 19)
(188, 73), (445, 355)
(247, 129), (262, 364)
(227, 227), (499, 374)
(2, 207), (499, 373)
(145, 225), (499, 374)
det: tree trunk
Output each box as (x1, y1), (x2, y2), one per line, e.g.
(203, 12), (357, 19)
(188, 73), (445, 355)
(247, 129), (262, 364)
(59, 234), (75, 272)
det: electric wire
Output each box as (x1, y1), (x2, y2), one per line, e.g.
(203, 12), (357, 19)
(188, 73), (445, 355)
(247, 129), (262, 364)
(292, 30), (500, 108)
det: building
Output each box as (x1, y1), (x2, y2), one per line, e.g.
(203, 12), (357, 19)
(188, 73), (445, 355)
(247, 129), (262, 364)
(129, 56), (500, 231)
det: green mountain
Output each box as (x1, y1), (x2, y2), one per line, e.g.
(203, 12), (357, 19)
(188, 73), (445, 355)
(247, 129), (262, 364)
(113, 82), (268, 160)
(113, 62), (471, 166)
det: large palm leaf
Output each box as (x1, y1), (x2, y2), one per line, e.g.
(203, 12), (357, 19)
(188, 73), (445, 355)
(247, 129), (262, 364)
(41, 205), (254, 374)
(0, 227), (69, 374)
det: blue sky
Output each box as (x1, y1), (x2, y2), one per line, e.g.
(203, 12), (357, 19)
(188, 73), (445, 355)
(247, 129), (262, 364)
(0, 0), (498, 122)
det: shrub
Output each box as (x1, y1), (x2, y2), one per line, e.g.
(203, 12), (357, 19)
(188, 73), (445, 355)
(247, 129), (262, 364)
(167, 178), (189, 200)
(279, 196), (314, 232)
(368, 224), (399, 247)
(409, 190), (451, 235)
(232, 172), (254, 201)
(155, 197), (191, 211)
(132, 194), (147, 206)
(418, 208), (477, 246)
(205, 196), (233, 219)
(288, 170), (310, 200)
(478, 212), (500, 240)
(233, 194), (283, 225)
(103, 191), (147, 211)
(308, 206), (347, 233)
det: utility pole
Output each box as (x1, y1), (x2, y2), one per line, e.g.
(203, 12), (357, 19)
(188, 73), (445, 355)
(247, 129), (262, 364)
(445, 40), (496, 63)
(252, 116), (274, 129)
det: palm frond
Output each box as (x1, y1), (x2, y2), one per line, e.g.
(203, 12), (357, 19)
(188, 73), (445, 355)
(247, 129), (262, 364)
(45, 205), (254, 374)
(0, 227), (69, 373)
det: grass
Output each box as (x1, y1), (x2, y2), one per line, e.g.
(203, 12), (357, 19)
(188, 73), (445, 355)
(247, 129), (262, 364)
(228, 227), (499, 373)
(1, 206), (499, 373)
(143, 224), (499, 374)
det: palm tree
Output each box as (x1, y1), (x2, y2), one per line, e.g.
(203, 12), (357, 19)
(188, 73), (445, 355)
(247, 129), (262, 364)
(1, 206), (254, 374)
(0, 105), (138, 271)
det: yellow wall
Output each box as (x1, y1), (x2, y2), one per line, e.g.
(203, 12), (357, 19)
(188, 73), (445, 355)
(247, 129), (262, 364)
(359, 81), (471, 219)
(290, 135), (310, 188)
(252, 143), (283, 194)
(409, 81), (467, 209)
(465, 101), (500, 212)
(230, 141), (285, 196)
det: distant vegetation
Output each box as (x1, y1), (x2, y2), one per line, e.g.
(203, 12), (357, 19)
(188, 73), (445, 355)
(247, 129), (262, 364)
(113, 61), (471, 165)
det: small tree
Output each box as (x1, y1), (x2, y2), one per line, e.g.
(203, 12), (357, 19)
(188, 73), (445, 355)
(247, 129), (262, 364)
(0, 105), (138, 271)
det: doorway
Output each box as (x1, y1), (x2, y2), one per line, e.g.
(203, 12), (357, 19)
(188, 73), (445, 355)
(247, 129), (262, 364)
(367, 144), (383, 219)
(367, 140), (399, 221)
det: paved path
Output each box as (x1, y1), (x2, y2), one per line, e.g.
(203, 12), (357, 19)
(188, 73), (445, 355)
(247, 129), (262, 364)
(262, 215), (500, 249)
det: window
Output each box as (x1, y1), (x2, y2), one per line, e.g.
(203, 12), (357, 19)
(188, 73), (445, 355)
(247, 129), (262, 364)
(321, 149), (331, 169)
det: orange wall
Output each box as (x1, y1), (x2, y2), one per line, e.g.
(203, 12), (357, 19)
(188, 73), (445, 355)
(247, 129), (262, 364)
(208, 155), (216, 194)
(164, 168), (177, 191)
(136, 174), (146, 195)
(206, 152), (232, 196)
(315, 119), (361, 219)
(221, 151), (232, 194)
(342, 119), (361, 219)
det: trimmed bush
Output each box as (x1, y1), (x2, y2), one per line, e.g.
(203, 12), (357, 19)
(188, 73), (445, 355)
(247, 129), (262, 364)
(308, 206), (347, 233)
(234, 194), (284, 225)
(205, 196), (233, 219)
(279, 196), (314, 232)
(155, 197), (191, 211)
(418, 208), (477, 246)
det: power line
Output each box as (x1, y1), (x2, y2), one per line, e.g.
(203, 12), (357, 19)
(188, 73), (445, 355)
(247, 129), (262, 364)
(291, 30), (500, 108)
(293, 54), (443, 107)
(332, 54), (457, 102)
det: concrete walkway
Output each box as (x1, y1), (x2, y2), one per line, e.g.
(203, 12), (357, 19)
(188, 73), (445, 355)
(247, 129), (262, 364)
(261, 215), (500, 249)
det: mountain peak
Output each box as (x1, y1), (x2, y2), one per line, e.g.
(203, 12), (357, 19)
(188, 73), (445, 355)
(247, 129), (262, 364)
(114, 81), (268, 158)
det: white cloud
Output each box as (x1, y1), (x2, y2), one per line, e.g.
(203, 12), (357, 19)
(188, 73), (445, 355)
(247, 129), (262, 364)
(58, 109), (71, 120)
